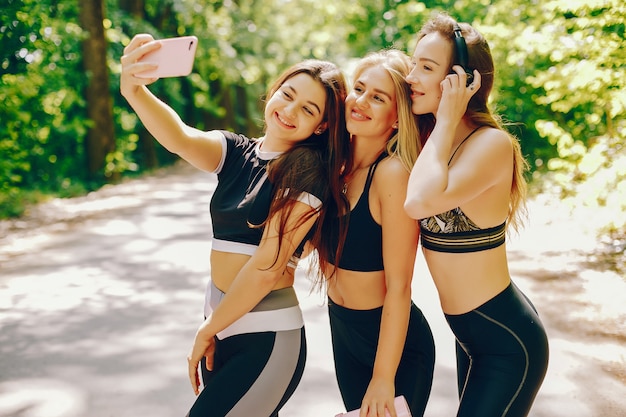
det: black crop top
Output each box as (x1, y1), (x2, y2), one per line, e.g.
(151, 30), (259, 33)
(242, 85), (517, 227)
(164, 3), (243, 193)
(210, 131), (324, 264)
(418, 127), (506, 253)
(330, 154), (386, 272)
(210, 131), (276, 254)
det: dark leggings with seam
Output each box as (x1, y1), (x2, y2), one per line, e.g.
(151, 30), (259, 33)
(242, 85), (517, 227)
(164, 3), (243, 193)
(187, 327), (306, 417)
(445, 282), (549, 417)
(329, 299), (435, 417)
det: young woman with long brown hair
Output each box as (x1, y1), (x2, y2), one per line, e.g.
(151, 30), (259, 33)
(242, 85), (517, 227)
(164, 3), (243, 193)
(120, 34), (350, 417)
(403, 13), (549, 417)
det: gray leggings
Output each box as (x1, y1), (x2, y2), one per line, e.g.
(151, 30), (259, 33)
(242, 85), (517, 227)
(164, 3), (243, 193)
(188, 284), (307, 417)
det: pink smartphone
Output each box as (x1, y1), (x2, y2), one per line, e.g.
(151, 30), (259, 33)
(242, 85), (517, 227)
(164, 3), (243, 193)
(136, 36), (198, 78)
(335, 396), (412, 417)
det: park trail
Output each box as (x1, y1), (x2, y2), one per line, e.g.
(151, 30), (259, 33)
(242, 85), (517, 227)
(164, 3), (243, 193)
(1, 161), (625, 417)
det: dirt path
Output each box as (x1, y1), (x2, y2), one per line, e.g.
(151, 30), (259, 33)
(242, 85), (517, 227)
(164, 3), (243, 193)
(504, 194), (626, 416)
(1, 162), (625, 417)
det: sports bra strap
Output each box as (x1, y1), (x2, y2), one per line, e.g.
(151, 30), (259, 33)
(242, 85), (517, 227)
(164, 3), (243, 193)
(448, 127), (482, 165)
(364, 152), (388, 192)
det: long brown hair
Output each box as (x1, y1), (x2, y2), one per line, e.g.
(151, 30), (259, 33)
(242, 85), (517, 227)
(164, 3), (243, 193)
(262, 60), (350, 277)
(414, 13), (529, 231)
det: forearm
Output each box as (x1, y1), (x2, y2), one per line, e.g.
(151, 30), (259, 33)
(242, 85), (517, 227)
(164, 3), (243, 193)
(199, 261), (283, 338)
(198, 202), (316, 338)
(371, 288), (412, 382)
(122, 85), (196, 155)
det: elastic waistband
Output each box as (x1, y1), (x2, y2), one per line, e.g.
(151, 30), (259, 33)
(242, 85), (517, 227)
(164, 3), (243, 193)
(444, 282), (515, 321)
(205, 280), (303, 340)
(328, 296), (384, 322)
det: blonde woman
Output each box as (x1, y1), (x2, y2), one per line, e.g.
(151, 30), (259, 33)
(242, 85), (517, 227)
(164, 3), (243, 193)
(323, 50), (435, 417)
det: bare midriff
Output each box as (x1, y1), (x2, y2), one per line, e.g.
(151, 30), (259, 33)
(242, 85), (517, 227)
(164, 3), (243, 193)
(325, 267), (387, 310)
(423, 244), (511, 315)
(210, 250), (296, 293)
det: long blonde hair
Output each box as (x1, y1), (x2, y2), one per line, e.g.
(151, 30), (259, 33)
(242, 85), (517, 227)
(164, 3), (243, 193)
(350, 49), (421, 172)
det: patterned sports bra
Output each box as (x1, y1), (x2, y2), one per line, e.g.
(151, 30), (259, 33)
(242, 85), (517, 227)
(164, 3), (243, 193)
(419, 209), (506, 253)
(419, 127), (506, 253)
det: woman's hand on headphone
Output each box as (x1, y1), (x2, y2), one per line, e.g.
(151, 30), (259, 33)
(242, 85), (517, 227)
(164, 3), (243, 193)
(436, 66), (481, 122)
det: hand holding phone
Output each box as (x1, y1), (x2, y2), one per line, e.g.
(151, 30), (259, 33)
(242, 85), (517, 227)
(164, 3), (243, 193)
(136, 36), (198, 79)
(334, 396), (412, 417)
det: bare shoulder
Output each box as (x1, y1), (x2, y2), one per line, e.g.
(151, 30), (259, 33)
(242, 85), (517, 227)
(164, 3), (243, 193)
(373, 155), (410, 200)
(376, 155), (410, 183)
(471, 127), (513, 157)
(453, 127), (513, 172)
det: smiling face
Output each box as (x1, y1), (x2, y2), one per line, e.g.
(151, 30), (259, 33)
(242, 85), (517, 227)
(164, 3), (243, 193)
(263, 72), (327, 149)
(406, 32), (454, 116)
(345, 65), (399, 140)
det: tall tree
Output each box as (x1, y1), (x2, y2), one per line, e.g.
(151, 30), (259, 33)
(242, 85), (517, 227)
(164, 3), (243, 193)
(118, 0), (160, 169)
(79, 0), (116, 181)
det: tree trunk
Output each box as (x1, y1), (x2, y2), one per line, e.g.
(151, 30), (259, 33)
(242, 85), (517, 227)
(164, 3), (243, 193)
(119, 0), (144, 17)
(78, 0), (116, 181)
(119, 0), (159, 169)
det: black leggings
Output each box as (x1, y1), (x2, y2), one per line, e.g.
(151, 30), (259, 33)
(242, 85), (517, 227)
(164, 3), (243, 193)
(187, 328), (306, 417)
(329, 299), (435, 417)
(445, 282), (549, 417)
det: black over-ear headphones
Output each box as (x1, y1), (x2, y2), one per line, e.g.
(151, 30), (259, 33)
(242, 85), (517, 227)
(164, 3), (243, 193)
(451, 23), (474, 86)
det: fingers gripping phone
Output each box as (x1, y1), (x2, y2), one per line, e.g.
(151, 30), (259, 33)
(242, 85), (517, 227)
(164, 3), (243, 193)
(136, 36), (198, 78)
(451, 24), (474, 86)
(335, 396), (412, 417)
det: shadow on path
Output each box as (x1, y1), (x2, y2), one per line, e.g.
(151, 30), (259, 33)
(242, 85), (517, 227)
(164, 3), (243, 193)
(1, 162), (625, 417)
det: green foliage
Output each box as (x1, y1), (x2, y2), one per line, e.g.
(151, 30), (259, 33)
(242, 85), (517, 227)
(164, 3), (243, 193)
(1, 0), (89, 203)
(481, 0), (626, 252)
(1, 0), (625, 257)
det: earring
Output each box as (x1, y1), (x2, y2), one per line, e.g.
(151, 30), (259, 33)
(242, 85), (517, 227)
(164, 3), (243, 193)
(392, 122), (398, 129)
(315, 128), (323, 135)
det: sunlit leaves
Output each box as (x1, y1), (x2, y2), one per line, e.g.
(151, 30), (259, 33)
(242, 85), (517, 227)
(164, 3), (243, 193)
(479, 0), (626, 245)
(0, 0), (87, 202)
(2, 0), (624, 240)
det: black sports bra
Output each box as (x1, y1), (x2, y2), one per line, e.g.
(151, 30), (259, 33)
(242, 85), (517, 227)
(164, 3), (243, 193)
(330, 155), (386, 271)
(419, 127), (506, 253)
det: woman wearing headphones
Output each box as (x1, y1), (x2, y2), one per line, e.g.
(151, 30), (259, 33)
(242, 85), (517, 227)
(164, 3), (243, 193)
(403, 13), (549, 417)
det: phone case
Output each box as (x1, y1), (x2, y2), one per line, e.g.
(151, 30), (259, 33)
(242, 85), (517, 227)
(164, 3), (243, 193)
(136, 36), (198, 78)
(334, 396), (412, 417)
